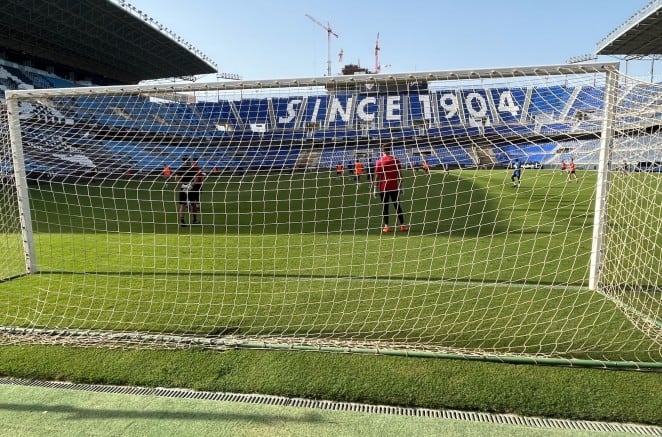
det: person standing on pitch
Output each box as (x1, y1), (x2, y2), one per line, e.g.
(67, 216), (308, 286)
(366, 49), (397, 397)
(336, 162), (344, 177)
(374, 145), (408, 233)
(188, 157), (205, 224)
(567, 158), (578, 182)
(354, 160), (364, 184)
(511, 158), (522, 187)
(176, 156), (198, 227)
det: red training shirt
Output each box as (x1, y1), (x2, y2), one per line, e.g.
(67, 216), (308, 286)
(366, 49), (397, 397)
(374, 154), (401, 192)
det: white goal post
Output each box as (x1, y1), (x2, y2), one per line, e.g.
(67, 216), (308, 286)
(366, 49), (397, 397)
(0, 63), (660, 368)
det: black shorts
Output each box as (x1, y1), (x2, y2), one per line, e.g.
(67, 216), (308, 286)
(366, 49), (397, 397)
(179, 191), (190, 204)
(188, 190), (200, 203)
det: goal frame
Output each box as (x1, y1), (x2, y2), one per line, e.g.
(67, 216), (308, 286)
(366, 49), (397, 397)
(0, 62), (660, 367)
(5, 97), (36, 274)
(589, 67), (618, 290)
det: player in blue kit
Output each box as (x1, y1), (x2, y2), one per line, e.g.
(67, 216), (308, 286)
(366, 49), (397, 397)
(511, 158), (522, 187)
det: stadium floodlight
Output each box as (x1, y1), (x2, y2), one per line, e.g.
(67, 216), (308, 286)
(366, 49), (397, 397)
(567, 53), (599, 64)
(216, 72), (242, 80)
(1, 63), (661, 369)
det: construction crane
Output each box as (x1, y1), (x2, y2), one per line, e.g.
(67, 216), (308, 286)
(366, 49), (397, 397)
(374, 33), (390, 74)
(305, 13), (339, 76)
(374, 32), (381, 74)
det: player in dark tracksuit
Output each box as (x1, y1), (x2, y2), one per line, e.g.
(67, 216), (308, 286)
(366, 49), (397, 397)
(177, 156), (199, 227)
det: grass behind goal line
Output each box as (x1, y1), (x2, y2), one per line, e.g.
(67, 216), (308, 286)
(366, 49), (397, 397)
(0, 169), (659, 363)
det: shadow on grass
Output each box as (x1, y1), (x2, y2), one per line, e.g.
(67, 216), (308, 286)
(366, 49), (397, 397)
(32, 269), (575, 288)
(0, 402), (325, 423)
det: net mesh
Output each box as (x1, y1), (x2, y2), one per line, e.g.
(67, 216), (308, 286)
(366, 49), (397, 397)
(0, 64), (660, 365)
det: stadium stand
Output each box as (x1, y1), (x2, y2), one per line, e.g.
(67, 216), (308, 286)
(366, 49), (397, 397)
(2, 1), (659, 176)
(4, 74), (619, 175)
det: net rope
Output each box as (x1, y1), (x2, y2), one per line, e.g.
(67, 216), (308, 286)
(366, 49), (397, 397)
(0, 65), (660, 365)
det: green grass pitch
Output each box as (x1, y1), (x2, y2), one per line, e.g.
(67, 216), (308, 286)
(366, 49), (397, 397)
(0, 168), (659, 363)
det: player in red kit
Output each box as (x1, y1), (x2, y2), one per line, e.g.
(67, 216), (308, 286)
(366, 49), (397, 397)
(374, 146), (408, 233)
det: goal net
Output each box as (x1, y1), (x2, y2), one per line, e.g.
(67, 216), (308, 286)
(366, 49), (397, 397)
(0, 63), (660, 367)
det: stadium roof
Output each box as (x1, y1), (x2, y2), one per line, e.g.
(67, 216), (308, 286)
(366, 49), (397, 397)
(596, 0), (662, 57)
(0, 0), (217, 84)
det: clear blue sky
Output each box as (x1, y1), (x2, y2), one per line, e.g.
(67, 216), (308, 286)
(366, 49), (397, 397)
(127, 0), (655, 80)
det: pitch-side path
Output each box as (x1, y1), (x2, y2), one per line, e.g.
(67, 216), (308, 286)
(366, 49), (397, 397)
(0, 379), (659, 437)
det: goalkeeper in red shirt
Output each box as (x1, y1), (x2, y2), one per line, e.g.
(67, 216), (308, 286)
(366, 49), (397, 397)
(374, 146), (408, 233)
